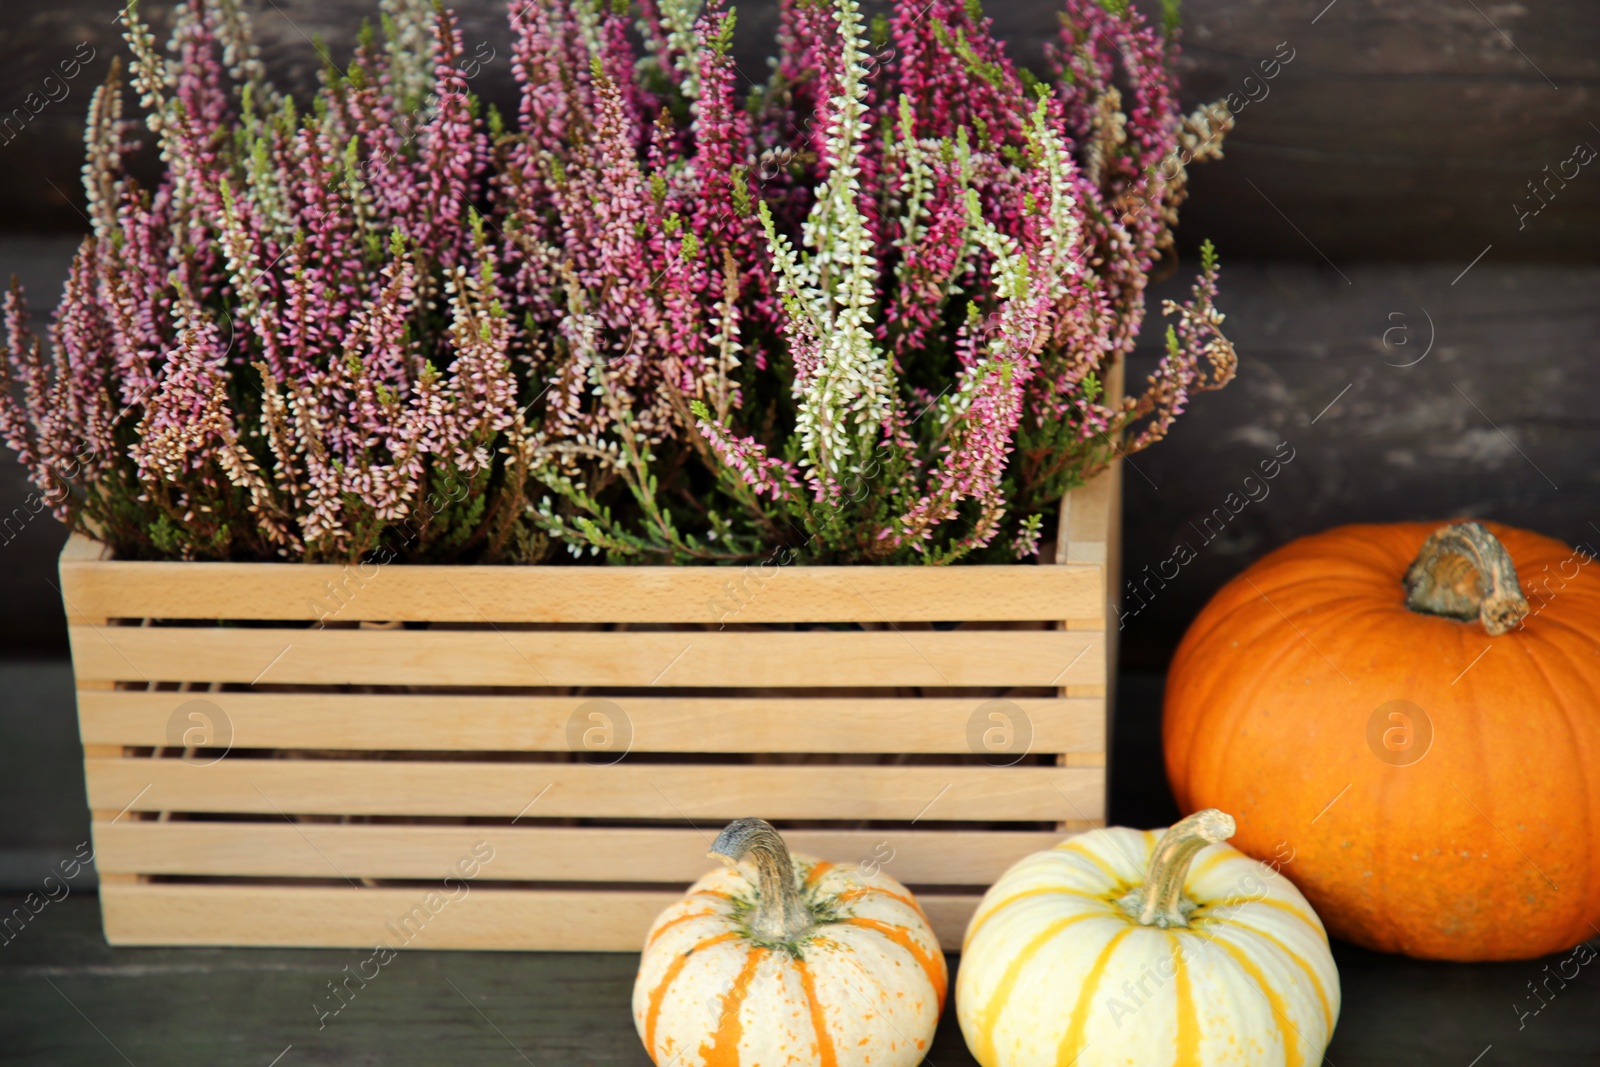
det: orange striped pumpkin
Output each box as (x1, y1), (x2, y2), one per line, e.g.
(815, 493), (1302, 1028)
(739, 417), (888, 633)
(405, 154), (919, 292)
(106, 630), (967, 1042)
(633, 818), (946, 1067)
(957, 810), (1339, 1067)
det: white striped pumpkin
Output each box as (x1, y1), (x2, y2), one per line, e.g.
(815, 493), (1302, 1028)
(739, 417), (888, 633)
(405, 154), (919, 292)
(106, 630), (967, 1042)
(634, 818), (946, 1067)
(957, 810), (1339, 1067)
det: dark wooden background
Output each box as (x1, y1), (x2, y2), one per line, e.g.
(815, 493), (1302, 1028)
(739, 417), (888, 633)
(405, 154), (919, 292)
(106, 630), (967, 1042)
(0, 0), (1596, 674)
(3, 0), (1597, 254)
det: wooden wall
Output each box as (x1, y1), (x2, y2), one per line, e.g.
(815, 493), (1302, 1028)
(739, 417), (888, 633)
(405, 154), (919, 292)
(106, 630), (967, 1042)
(1118, 261), (1600, 669)
(1, 0), (1595, 256)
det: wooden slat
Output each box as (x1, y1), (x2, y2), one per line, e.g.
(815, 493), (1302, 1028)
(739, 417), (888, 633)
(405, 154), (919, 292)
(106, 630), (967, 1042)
(92, 823), (1074, 882)
(84, 759), (1105, 821)
(1059, 466), (1113, 566)
(77, 690), (1105, 753)
(59, 535), (1103, 624)
(99, 882), (985, 951)
(59, 533), (110, 562)
(1101, 432), (1124, 725)
(67, 626), (1106, 688)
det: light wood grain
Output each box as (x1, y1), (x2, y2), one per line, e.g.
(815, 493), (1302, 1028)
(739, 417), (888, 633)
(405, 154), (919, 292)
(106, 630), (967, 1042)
(58, 534), (109, 562)
(98, 882), (986, 951)
(1061, 470), (1113, 566)
(1101, 430), (1124, 726)
(1054, 408), (1120, 829)
(59, 536), (1102, 624)
(67, 626), (1106, 688)
(77, 690), (1105, 753)
(84, 758), (1106, 821)
(91, 822), (1075, 882)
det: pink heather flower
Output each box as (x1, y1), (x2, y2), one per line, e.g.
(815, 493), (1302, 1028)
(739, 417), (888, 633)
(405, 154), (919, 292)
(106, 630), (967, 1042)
(692, 407), (801, 501)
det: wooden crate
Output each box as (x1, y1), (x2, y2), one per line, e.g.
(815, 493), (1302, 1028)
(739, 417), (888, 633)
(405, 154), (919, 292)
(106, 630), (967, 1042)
(62, 469), (1119, 953)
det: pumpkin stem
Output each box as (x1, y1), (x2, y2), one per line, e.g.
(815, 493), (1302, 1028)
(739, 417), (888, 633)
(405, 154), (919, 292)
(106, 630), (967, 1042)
(1130, 809), (1235, 928)
(1403, 521), (1529, 636)
(709, 818), (813, 942)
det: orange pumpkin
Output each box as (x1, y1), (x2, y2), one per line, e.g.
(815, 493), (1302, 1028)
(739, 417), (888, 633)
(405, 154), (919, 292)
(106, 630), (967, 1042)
(1165, 520), (1600, 960)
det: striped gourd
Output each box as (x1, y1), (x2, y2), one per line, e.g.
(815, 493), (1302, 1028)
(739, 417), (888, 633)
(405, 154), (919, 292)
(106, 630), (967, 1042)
(957, 810), (1339, 1067)
(634, 818), (946, 1067)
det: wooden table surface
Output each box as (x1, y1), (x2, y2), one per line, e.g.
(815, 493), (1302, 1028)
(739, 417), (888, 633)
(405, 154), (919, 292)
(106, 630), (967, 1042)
(1, 891), (1596, 1066)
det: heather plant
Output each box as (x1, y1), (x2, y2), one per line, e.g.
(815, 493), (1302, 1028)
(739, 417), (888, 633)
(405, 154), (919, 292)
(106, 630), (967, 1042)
(0, 0), (1235, 566)
(0, 0), (528, 562)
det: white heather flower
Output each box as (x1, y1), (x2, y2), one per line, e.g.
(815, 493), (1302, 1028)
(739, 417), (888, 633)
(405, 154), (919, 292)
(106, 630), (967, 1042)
(763, 0), (893, 480)
(213, 0), (279, 112)
(656, 0), (706, 99)
(379, 0), (438, 107)
(895, 96), (933, 248)
(1025, 97), (1083, 300)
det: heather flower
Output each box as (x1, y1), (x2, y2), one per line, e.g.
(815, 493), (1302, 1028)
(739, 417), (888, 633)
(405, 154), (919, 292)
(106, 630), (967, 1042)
(0, 0), (1233, 567)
